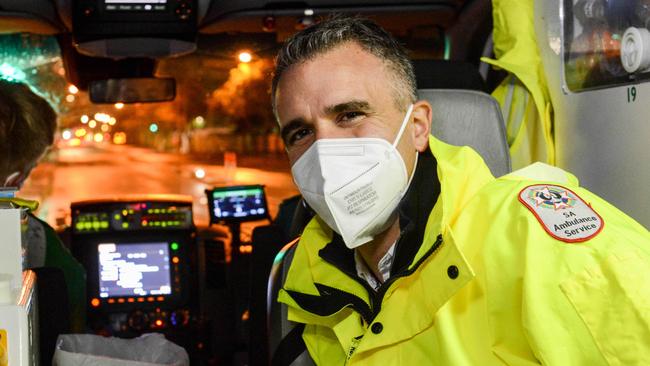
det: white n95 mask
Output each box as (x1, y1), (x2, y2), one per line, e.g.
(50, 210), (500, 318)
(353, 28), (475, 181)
(291, 104), (417, 249)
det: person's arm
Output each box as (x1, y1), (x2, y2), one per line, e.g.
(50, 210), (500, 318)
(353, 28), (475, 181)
(40, 219), (87, 333)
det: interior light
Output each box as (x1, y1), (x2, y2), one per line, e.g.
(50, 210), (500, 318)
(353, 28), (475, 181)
(114, 102), (124, 109)
(68, 85), (79, 94)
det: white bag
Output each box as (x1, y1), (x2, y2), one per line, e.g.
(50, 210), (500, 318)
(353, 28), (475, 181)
(52, 333), (189, 366)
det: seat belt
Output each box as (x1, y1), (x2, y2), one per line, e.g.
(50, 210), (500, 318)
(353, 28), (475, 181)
(271, 323), (307, 366)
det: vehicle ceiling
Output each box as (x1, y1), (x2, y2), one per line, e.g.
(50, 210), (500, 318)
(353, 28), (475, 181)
(0, 1), (480, 53)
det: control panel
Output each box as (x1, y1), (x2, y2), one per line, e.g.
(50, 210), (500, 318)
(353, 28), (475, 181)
(70, 196), (197, 337)
(73, 202), (192, 233)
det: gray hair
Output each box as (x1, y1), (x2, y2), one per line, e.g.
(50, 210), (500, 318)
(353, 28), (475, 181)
(271, 15), (417, 117)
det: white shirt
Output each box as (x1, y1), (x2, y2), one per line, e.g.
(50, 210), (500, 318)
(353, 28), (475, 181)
(354, 242), (396, 291)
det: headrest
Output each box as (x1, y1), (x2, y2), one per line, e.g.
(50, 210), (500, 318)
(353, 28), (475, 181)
(419, 88), (511, 177)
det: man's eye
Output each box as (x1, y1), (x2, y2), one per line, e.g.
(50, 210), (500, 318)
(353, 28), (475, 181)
(288, 128), (312, 146)
(338, 111), (365, 123)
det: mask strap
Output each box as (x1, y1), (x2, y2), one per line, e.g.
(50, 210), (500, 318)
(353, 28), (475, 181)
(392, 104), (414, 148)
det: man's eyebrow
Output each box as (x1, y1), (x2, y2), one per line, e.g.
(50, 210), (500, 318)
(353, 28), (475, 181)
(280, 118), (306, 143)
(324, 100), (372, 115)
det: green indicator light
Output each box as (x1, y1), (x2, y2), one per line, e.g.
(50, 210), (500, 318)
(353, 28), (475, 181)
(122, 222), (129, 229)
(161, 222), (167, 228)
(171, 243), (179, 250)
(114, 214), (121, 220)
(92, 221), (100, 229)
(75, 222), (84, 231)
(84, 222), (92, 229)
(100, 221), (109, 229)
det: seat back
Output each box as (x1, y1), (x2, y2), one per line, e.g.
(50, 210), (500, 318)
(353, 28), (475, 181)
(267, 89), (510, 365)
(420, 88), (511, 177)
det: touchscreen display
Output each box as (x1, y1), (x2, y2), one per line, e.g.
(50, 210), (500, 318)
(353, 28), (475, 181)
(98, 242), (172, 298)
(208, 185), (268, 223)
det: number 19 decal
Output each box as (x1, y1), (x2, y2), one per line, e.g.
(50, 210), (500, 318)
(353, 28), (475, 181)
(627, 86), (637, 103)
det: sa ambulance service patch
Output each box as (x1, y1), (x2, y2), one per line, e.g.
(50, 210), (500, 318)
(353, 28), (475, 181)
(519, 184), (604, 243)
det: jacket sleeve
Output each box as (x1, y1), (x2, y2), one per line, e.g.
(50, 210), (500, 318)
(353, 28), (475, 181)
(520, 186), (650, 365)
(41, 219), (87, 333)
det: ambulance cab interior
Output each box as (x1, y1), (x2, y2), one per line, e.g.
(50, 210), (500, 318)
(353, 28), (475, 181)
(0, 0), (647, 365)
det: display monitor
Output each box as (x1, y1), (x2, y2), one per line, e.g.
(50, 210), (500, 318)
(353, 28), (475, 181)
(207, 185), (269, 223)
(98, 242), (172, 298)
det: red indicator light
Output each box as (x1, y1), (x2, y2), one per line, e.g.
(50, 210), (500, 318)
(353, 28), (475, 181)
(142, 220), (148, 226)
(127, 298), (135, 303)
(172, 257), (180, 264)
(107, 299), (115, 304)
(91, 298), (100, 307)
(137, 297), (145, 303)
(155, 319), (164, 327)
(156, 296), (164, 301)
(117, 298), (125, 303)
(147, 297), (155, 302)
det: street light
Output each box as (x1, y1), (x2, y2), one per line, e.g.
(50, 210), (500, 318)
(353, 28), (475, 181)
(238, 51), (252, 63)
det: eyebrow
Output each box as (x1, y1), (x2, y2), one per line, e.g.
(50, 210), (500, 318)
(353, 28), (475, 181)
(324, 100), (372, 115)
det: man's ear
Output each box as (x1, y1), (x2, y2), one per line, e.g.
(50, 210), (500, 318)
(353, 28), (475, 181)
(411, 100), (432, 152)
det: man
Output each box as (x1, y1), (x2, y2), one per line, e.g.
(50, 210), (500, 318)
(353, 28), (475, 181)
(0, 79), (86, 332)
(272, 16), (650, 365)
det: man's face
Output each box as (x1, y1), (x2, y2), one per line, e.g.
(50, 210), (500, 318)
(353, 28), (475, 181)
(275, 42), (429, 175)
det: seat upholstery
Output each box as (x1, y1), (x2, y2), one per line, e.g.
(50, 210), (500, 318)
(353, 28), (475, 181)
(421, 88), (511, 177)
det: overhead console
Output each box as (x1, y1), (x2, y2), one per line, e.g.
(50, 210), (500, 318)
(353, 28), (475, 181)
(72, 0), (199, 57)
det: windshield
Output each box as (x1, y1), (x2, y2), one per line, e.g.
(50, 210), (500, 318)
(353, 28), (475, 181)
(5, 33), (297, 229)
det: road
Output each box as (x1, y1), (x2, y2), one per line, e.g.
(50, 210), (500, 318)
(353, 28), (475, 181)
(19, 144), (299, 232)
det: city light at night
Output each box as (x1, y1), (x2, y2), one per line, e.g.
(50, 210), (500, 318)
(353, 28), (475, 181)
(238, 51), (252, 63)
(194, 168), (206, 179)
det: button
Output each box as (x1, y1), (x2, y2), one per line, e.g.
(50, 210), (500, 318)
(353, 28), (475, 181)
(447, 265), (459, 279)
(371, 322), (383, 334)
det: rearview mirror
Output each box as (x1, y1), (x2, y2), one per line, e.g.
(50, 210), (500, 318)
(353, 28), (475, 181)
(89, 78), (176, 103)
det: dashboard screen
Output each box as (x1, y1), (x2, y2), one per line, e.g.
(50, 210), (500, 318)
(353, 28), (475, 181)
(207, 185), (268, 223)
(98, 242), (172, 298)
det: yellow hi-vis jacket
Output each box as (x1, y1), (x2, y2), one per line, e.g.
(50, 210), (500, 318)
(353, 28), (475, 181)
(482, 0), (555, 169)
(277, 136), (650, 365)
